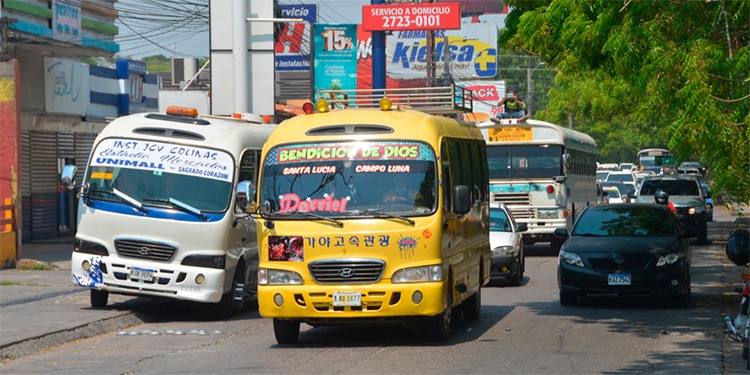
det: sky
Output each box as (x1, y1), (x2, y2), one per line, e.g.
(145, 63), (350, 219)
(115, 0), (506, 60)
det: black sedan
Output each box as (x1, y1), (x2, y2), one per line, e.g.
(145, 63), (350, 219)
(554, 203), (694, 306)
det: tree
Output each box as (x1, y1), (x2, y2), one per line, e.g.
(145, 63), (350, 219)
(501, 0), (749, 204)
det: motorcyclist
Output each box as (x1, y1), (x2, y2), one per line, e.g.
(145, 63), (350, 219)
(654, 189), (676, 213)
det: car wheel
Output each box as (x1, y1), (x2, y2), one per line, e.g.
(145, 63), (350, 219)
(90, 289), (109, 308)
(273, 319), (300, 344)
(697, 220), (708, 245)
(509, 265), (523, 286)
(559, 291), (577, 306)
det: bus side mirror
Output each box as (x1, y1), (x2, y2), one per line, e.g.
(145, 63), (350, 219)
(60, 165), (77, 191)
(452, 185), (470, 215)
(235, 181), (256, 214)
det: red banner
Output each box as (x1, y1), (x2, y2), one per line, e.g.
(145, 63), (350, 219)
(362, 3), (461, 31)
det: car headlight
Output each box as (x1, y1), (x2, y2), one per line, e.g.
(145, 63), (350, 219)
(559, 250), (584, 268)
(392, 265), (443, 283)
(181, 255), (226, 269)
(492, 246), (515, 256)
(656, 253), (681, 267)
(258, 268), (304, 285)
(74, 239), (109, 255)
(688, 206), (704, 215)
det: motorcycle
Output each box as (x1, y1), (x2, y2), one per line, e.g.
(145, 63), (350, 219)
(723, 218), (750, 370)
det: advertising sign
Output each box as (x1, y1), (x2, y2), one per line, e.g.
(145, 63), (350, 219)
(457, 80), (506, 122)
(276, 4), (317, 72)
(362, 2), (461, 31)
(313, 24), (358, 102)
(387, 23), (497, 80)
(52, 0), (81, 43)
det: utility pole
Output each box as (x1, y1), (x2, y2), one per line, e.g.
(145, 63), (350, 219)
(0, 17), (18, 61)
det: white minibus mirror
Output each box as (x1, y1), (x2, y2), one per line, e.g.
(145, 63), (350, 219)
(60, 165), (77, 190)
(235, 181), (256, 214)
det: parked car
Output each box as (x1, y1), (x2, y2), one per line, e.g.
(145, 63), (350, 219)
(489, 203), (528, 286)
(701, 183), (714, 221)
(601, 181), (632, 203)
(555, 203), (693, 306)
(635, 175), (708, 244)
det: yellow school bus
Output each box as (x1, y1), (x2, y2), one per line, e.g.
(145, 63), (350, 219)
(249, 86), (490, 343)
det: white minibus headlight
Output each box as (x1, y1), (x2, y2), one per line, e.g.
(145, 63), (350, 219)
(392, 265), (444, 283)
(181, 255), (225, 269)
(258, 268), (304, 285)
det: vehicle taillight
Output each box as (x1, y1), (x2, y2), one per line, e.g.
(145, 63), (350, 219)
(546, 185), (555, 194)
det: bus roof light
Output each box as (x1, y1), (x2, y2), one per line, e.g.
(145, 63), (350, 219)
(166, 106), (198, 118)
(546, 185), (555, 194)
(302, 101), (315, 114)
(379, 97), (392, 111)
(316, 100), (330, 113)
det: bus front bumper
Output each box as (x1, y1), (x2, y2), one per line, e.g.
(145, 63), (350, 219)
(71, 253), (226, 303)
(258, 282), (446, 322)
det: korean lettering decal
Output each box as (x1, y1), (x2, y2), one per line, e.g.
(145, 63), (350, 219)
(269, 236), (304, 261)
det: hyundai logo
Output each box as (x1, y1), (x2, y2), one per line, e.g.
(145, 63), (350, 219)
(614, 256), (625, 265)
(338, 267), (355, 278)
(137, 246), (152, 256)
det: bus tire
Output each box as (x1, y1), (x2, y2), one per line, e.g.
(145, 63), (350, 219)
(91, 289), (109, 308)
(213, 262), (245, 320)
(463, 278), (481, 320)
(273, 319), (300, 344)
(425, 280), (453, 341)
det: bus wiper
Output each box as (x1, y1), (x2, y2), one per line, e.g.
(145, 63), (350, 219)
(349, 209), (415, 225)
(276, 210), (344, 227)
(143, 197), (208, 221)
(112, 188), (148, 214)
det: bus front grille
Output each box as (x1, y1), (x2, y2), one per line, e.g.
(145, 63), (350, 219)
(309, 259), (385, 284)
(115, 239), (177, 261)
(492, 193), (533, 219)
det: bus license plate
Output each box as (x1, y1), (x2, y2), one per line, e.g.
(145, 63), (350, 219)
(608, 273), (631, 286)
(130, 267), (154, 282)
(333, 292), (361, 307)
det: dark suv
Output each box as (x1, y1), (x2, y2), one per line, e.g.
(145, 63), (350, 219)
(635, 175), (708, 244)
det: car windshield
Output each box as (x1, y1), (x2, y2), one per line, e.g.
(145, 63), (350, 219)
(85, 138), (235, 212)
(639, 179), (700, 196)
(487, 145), (562, 180)
(490, 208), (512, 232)
(596, 171), (609, 180)
(259, 141), (438, 217)
(573, 206), (676, 237)
(603, 187), (620, 198)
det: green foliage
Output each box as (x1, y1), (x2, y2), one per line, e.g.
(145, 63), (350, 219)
(503, 0), (750, 203)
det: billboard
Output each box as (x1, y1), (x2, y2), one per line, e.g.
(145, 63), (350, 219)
(456, 80), (507, 123)
(313, 24), (358, 102)
(275, 4), (317, 72)
(362, 2), (461, 31)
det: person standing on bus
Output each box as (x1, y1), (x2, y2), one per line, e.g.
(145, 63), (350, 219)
(492, 87), (529, 123)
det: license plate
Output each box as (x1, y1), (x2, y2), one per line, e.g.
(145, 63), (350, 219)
(608, 273), (631, 286)
(332, 291), (361, 307)
(129, 267), (154, 282)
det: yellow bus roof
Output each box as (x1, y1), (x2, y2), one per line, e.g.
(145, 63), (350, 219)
(266, 108), (483, 148)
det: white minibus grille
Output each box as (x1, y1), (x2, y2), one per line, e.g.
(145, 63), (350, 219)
(309, 259), (385, 284)
(115, 239), (177, 261)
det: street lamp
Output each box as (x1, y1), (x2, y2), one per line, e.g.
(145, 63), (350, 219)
(526, 60), (545, 117)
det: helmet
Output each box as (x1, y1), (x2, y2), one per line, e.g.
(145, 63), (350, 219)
(654, 189), (669, 204)
(725, 228), (749, 266)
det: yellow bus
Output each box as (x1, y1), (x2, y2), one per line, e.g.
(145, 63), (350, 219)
(248, 86), (490, 343)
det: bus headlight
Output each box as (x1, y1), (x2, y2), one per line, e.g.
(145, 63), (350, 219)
(392, 265), (443, 283)
(258, 268), (304, 285)
(74, 239), (109, 255)
(181, 255), (225, 269)
(538, 209), (558, 219)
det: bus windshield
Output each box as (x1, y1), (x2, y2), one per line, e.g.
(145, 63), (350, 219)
(259, 141), (438, 217)
(487, 145), (563, 180)
(85, 138), (235, 212)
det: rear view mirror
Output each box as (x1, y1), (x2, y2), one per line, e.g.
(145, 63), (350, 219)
(452, 185), (470, 215)
(60, 165), (77, 190)
(554, 228), (569, 239)
(235, 181), (256, 214)
(516, 222), (528, 232)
